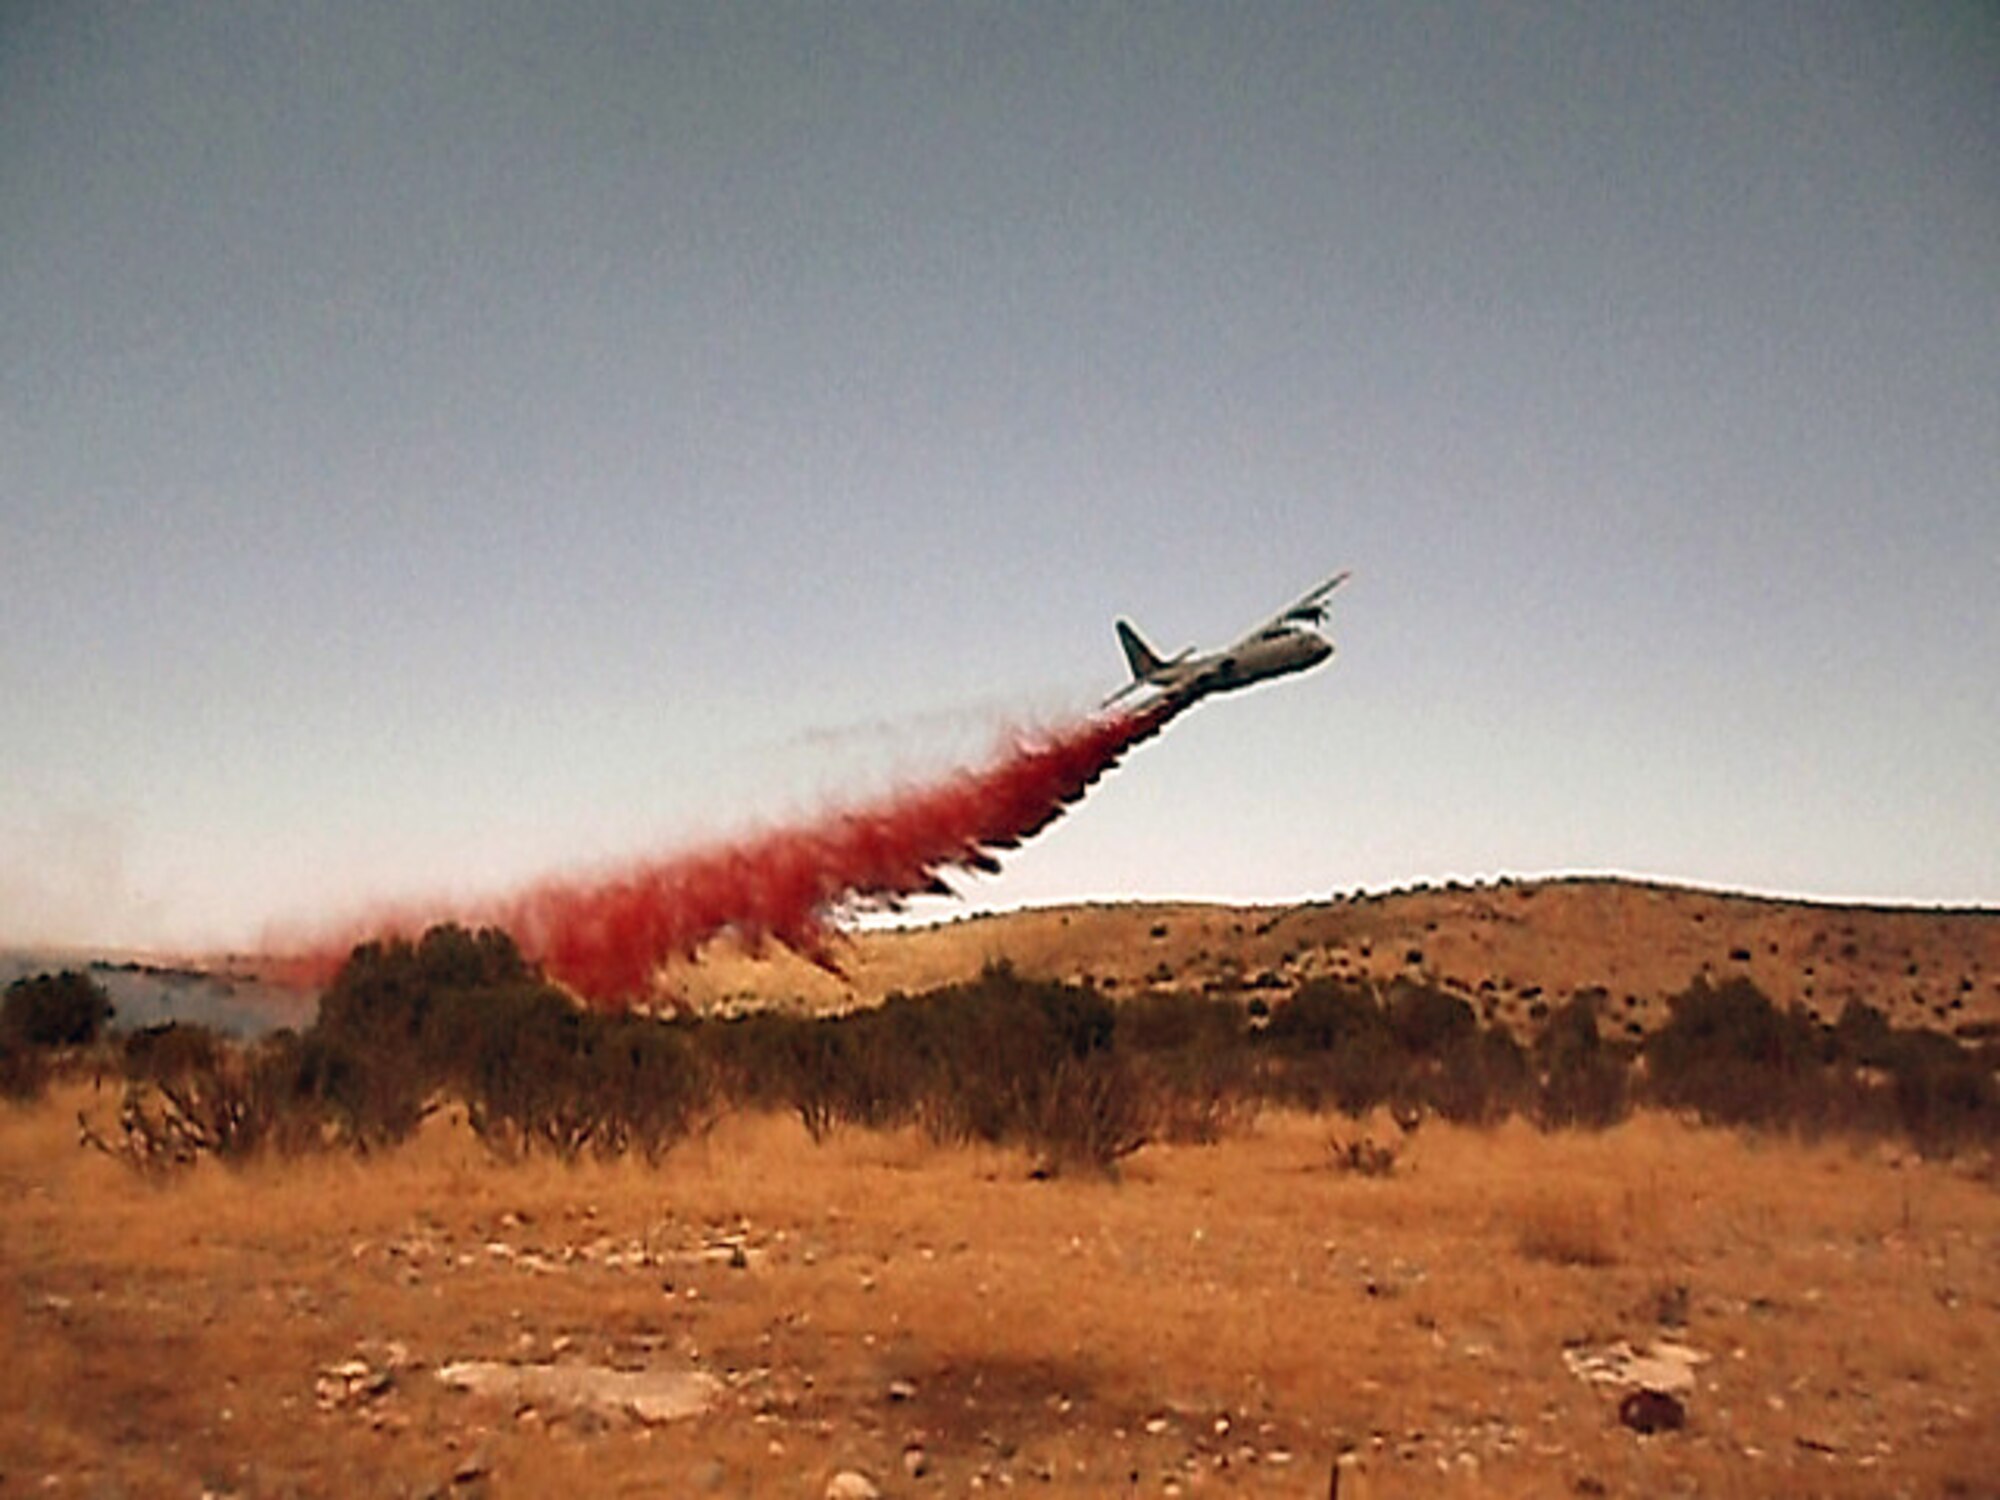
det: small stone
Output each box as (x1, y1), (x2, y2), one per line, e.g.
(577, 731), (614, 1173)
(1144, 1416), (1170, 1435)
(902, 1445), (930, 1479)
(825, 1472), (881, 1500)
(888, 1378), (918, 1402)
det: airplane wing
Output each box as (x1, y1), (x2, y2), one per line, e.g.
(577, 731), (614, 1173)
(1238, 569), (1351, 640)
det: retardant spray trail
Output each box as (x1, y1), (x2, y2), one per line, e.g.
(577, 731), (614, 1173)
(272, 699), (1184, 1006)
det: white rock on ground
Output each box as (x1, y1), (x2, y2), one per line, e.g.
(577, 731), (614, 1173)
(435, 1361), (721, 1424)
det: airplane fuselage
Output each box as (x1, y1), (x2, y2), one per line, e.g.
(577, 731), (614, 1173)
(1146, 628), (1333, 705)
(1105, 569), (1347, 712)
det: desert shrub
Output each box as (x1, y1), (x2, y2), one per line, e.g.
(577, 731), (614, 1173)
(0, 1034), (49, 1101)
(1641, 981), (1996, 1153)
(454, 987), (605, 1160)
(1265, 978), (1387, 1054)
(1117, 990), (1244, 1055)
(1831, 1000), (1907, 1070)
(916, 969), (1117, 1146)
(569, 1014), (713, 1162)
(1260, 978), (1529, 1121)
(698, 1011), (811, 1110)
(4, 970), (114, 1048)
(1645, 978), (1832, 1128)
(1323, 1132), (1400, 1176)
(1426, 1026), (1534, 1125)
(1023, 1052), (1153, 1176)
(450, 989), (711, 1162)
(1275, 1033), (1405, 1115)
(1632, 976), (1896, 1136)
(85, 1028), (333, 1169)
(1115, 992), (1256, 1143)
(743, 967), (1145, 1167)
(1878, 1030), (1999, 1157)
(1133, 1044), (1258, 1144)
(308, 925), (586, 1153)
(1383, 981), (1475, 1057)
(1536, 991), (1632, 1129)
(768, 1010), (924, 1143)
(317, 924), (533, 1057)
(1260, 981), (1400, 1115)
(123, 1020), (226, 1080)
(288, 1028), (433, 1153)
(688, 1006), (930, 1141)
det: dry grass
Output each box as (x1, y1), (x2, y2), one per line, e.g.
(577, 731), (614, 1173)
(3, 1087), (1996, 1498)
(1514, 1190), (1619, 1269)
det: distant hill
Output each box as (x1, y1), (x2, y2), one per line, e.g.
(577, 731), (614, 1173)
(665, 876), (2000, 1040)
(1, 949), (317, 1038)
(10, 877), (1995, 1044)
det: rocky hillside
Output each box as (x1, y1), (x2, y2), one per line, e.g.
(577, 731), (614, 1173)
(670, 877), (2000, 1040)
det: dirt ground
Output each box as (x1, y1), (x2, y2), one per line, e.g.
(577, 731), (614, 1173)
(3, 1087), (1995, 1499)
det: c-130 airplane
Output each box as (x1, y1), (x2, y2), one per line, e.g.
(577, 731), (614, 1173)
(1102, 570), (1351, 711)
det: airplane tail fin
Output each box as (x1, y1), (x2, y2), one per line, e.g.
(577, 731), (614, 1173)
(1115, 620), (1164, 679)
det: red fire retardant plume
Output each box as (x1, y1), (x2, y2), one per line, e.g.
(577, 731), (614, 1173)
(271, 701), (1182, 1006)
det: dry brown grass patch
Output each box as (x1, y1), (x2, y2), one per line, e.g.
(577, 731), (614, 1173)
(5, 1088), (1997, 1498)
(1514, 1190), (1619, 1267)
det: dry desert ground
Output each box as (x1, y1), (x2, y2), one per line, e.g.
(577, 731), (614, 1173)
(4, 1084), (1996, 1499)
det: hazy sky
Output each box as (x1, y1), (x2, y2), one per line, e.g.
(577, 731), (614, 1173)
(4, 2), (1996, 949)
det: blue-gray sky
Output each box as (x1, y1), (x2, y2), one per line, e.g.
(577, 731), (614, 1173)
(4, 2), (1996, 949)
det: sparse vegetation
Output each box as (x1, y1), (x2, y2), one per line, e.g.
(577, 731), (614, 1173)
(57, 913), (2000, 1179)
(10, 883), (1997, 1496)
